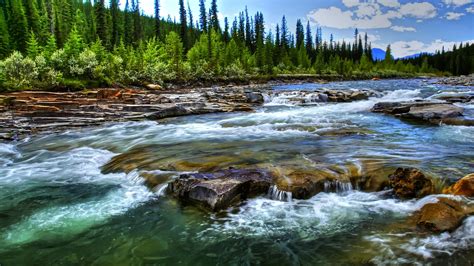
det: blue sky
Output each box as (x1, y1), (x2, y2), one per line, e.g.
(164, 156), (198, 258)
(135, 0), (474, 58)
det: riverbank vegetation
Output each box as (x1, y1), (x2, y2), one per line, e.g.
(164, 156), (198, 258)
(0, 0), (472, 91)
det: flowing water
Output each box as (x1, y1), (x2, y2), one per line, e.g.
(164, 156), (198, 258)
(0, 79), (473, 265)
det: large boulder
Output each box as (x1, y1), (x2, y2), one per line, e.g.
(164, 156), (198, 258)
(371, 101), (472, 126)
(443, 173), (474, 197)
(415, 197), (474, 233)
(388, 168), (434, 199)
(167, 169), (274, 211)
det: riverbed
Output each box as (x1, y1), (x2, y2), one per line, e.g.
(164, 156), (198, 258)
(0, 79), (473, 265)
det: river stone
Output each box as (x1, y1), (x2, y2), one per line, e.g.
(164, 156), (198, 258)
(167, 169), (274, 211)
(388, 168), (434, 199)
(443, 173), (474, 197)
(415, 198), (474, 233)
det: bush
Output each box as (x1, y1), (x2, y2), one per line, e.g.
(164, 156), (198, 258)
(2, 51), (38, 89)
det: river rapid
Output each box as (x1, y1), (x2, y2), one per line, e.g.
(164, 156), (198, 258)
(0, 79), (473, 265)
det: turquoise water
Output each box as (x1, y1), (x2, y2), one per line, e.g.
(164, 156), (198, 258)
(0, 79), (473, 265)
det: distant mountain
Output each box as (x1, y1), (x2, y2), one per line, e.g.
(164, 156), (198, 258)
(371, 48), (386, 61)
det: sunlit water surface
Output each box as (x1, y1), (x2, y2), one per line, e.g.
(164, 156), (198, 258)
(0, 79), (473, 265)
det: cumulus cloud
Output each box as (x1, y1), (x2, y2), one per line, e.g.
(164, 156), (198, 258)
(388, 39), (474, 58)
(445, 12), (465, 20)
(399, 2), (437, 19)
(378, 0), (401, 8)
(307, 1), (437, 30)
(342, 0), (360, 8)
(443, 0), (473, 7)
(466, 6), (474, 12)
(391, 25), (417, 32)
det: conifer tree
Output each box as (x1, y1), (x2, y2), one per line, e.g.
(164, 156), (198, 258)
(7, 0), (28, 52)
(110, 0), (121, 47)
(0, 7), (10, 58)
(199, 0), (207, 31)
(305, 21), (313, 58)
(209, 0), (219, 32)
(154, 0), (160, 38)
(95, 0), (107, 44)
(26, 31), (40, 58)
(178, 0), (188, 50)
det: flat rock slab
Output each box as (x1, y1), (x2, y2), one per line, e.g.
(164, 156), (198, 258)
(372, 101), (473, 126)
(167, 169), (274, 211)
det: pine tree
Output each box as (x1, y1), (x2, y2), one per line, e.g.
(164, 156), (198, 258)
(223, 17), (230, 43)
(154, 0), (160, 38)
(64, 26), (84, 58)
(0, 7), (10, 58)
(26, 31), (40, 58)
(42, 34), (57, 60)
(209, 0), (219, 32)
(111, 0), (122, 47)
(305, 21), (313, 58)
(280, 16), (288, 50)
(124, 0), (133, 45)
(199, 0), (207, 31)
(295, 19), (304, 49)
(164, 31), (184, 76)
(178, 0), (188, 50)
(132, 0), (142, 42)
(7, 0), (29, 52)
(384, 44), (393, 65)
(23, 0), (41, 36)
(95, 0), (107, 44)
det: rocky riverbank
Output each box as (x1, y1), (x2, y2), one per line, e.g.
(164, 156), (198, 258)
(0, 85), (382, 140)
(436, 74), (474, 86)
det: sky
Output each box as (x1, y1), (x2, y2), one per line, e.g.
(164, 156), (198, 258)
(133, 0), (474, 58)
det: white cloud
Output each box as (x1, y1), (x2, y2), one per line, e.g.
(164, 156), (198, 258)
(307, 7), (356, 29)
(445, 12), (465, 20)
(355, 3), (379, 18)
(307, 5), (402, 29)
(377, 0), (401, 8)
(391, 25), (417, 32)
(443, 0), (473, 7)
(342, 0), (360, 8)
(399, 2), (437, 19)
(466, 6), (474, 12)
(388, 39), (474, 58)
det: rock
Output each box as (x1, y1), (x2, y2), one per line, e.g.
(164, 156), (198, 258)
(349, 91), (370, 101)
(244, 92), (264, 104)
(388, 168), (434, 199)
(148, 106), (191, 119)
(97, 89), (123, 100)
(146, 84), (163, 90)
(415, 197), (474, 232)
(403, 103), (463, 120)
(372, 101), (471, 126)
(167, 169), (274, 211)
(443, 173), (474, 197)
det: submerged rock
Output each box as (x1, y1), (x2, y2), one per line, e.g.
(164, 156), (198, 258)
(388, 168), (434, 199)
(371, 101), (473, 126)
(415, 197), (474, 233)
(167, 169), (273, 211)
(443, 173), (474, 197)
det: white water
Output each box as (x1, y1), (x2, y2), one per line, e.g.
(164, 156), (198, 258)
(0, 147), (155, 247)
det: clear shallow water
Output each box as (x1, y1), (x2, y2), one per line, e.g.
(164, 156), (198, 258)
(0, 79), (473, 265)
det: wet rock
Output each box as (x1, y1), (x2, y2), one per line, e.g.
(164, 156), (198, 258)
(147, 106), (191, 119)
(97, 89), (123, 100)
(388, 168), (434, 199)
(167, 169), (274, 211)
(443, 173), (474, 197)
(372, 101), (471, 126)
(415, 197), (474, 233)
(436, 74), (474, 87)
(244, 92), (265, 104)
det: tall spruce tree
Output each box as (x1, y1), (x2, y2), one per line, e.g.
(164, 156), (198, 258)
(178, 0), (188, 50)
(209, 0), (219, 32)
(110, 0), (121, 47)
(199, 0), (207, 31)
(7, 0), (29, 52)
(0, 7), (10, 57)
(154, 0), (160, 38)
(95, 0), (107, 44)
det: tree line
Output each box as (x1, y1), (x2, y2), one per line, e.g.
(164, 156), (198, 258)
(0, 0), (471, 91)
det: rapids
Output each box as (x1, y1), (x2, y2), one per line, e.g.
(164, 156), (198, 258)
(0, 79), (473, 265)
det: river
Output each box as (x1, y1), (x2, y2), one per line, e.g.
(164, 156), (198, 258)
(0, 79), (473, 265)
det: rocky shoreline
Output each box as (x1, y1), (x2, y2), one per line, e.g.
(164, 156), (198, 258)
(0, 85), (384, 141)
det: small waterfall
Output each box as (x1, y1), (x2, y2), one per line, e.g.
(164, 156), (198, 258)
(268, 185), (293, 202)
(324, 180), (353, 193)
(155, 183), (168, 197)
